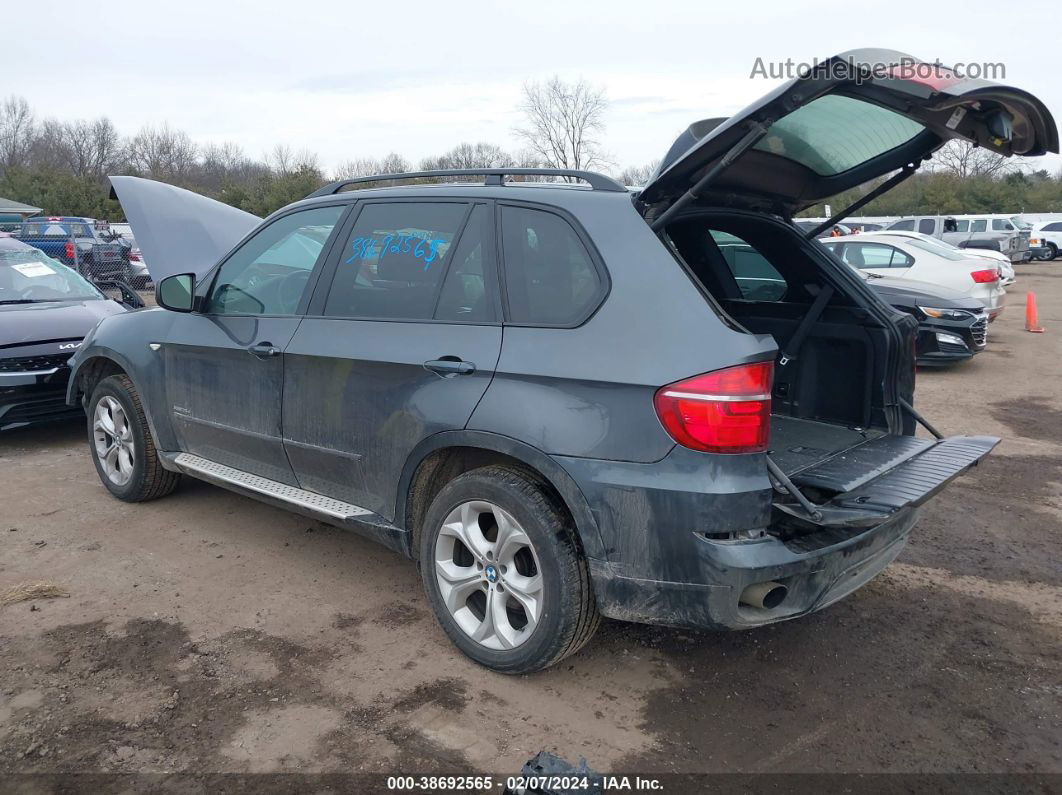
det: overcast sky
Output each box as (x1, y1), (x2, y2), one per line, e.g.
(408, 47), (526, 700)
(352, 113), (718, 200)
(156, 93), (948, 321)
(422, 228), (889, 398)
(8, 0), (1061, 174)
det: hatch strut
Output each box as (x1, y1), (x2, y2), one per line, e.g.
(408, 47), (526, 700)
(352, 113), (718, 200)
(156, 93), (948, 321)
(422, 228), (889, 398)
(803, 163), (920, 240)
(650, 121), (769, 233)
(899, 398), (944, 440)
(766, 457), (823, 521)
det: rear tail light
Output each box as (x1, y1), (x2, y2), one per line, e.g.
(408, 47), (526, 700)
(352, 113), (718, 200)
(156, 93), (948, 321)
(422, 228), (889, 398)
(971, 268), (999, 284)
(128, 251), (141, 261)
(654, 362), (773, 454)
(63, 242), (75, 260)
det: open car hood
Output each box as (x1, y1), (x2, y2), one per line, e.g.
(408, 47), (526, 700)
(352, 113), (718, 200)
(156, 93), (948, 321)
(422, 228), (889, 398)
(641, 49), (1058, 217)
(109, 176), (261, 282)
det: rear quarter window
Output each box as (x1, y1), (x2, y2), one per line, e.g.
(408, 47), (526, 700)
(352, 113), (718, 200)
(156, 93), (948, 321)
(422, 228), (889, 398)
(499, 205), (604, 326)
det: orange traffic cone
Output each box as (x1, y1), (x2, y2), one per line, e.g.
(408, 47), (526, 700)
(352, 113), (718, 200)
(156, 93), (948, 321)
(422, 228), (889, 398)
(1026, 291), (1045, 333)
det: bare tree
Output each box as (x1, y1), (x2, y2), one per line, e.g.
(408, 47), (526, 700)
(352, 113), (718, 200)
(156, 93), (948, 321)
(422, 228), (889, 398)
(127, 123), (198, 181)
(28, 118), (70, 171)
(618, 160), (660, 187)
(269, 143), (295, 175)
(420, 142), (513, 171)
(0, 96), (37, 172)
(514, 77), (610, 174)
(60, 117), (124, 177)
(931, 140), (1021, 179)
(334, 153), (411, 179)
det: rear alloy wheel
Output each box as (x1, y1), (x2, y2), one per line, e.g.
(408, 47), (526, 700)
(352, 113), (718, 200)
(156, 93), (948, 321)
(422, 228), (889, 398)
(420, 466), (599, 673)
(433, 500), (543, 650)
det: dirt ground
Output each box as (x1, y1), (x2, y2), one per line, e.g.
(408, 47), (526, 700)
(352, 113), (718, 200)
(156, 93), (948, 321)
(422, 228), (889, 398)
(2, 262), (1060, 789)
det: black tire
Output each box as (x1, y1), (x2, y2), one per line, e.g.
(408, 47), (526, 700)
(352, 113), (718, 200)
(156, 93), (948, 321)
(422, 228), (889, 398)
(87, 374), (181, 502)
(419, 465), (600, 674)
(1046, 243), (1058, 261)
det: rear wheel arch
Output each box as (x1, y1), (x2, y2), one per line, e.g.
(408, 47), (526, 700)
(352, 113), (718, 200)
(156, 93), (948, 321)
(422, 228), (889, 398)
(398, 432), (605, 563)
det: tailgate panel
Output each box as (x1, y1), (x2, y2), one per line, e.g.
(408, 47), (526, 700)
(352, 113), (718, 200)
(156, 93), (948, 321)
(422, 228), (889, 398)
(792, 434), (935, 493)
(830, 435), (999, 512)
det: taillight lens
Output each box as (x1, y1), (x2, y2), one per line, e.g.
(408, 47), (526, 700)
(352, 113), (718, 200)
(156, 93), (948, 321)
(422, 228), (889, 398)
(64, 242), (75, 260)
(971, 268), (999, 284)
(654, 362), (773, 454)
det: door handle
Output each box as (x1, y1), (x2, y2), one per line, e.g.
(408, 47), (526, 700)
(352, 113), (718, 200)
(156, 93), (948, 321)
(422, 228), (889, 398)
(247, 342), (280, 358)
(424, 358), (476, 377)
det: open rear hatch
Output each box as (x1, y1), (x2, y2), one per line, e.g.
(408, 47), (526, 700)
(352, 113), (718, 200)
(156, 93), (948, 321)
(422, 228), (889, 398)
(637, 49), (1046, 532)
(639, 48), (1058, 224)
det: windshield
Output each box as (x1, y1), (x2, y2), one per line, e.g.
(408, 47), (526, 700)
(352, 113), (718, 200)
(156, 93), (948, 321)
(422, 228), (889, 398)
(0, 248), (103, 302)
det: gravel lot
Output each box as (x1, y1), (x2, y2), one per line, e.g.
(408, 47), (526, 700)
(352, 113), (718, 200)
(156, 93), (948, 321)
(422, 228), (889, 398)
(1, 261), (1060, 786)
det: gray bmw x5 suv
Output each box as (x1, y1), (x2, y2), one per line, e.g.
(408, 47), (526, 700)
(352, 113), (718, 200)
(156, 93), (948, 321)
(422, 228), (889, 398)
(68, 50), (1057, 672)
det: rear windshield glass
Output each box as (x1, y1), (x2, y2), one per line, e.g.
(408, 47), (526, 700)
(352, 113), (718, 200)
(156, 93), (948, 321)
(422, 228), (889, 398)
(754, 94), (924, 176)
(902, 237), (968, 260)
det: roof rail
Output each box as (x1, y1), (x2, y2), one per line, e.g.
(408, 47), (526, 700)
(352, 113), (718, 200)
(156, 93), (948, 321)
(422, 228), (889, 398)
(305, 168), (627, 198)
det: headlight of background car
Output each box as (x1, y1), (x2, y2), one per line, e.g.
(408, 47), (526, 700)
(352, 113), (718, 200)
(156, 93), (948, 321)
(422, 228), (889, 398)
(918, 306), (972, 321)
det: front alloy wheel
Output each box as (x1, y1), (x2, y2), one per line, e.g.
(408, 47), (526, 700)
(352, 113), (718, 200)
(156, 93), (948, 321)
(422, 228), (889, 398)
(93, 395), (134, 486)
(434, 500), (543, 650)
(87, 374), (181, 502)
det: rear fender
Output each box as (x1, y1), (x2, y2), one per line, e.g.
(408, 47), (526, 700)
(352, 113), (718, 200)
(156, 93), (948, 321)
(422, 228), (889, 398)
(397, 430), (605, 561)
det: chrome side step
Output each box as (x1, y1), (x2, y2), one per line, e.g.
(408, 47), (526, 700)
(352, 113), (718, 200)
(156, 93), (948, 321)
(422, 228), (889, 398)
(174, 453), (372, 520)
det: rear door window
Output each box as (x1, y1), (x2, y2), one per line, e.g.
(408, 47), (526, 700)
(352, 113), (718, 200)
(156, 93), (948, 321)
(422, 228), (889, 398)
(500, 205), (603, 325)
(889, 219), (916, 231)
(838, 242), (913, 269)
(918, 218), (936, 235)
(323, 202), (469, 320)
(434, 204), (497, 322)
(954, 220), (970, 232)
(971, 220), (988, 233)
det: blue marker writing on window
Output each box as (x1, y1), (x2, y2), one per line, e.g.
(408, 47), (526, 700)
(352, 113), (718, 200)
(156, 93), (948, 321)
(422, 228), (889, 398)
(346, 234), (446, 268)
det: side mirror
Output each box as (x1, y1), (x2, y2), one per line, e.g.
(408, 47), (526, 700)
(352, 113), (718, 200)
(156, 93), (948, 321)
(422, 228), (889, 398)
(157, 273), (195, 313)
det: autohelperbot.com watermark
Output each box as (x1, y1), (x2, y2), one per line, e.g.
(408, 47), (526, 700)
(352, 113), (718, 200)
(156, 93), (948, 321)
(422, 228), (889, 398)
(750, 55), (1006, 84)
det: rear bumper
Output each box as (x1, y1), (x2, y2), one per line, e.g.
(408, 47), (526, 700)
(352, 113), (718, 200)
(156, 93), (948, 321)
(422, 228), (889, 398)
(588, 506), (918, 630)
(563, 435), (996, 631)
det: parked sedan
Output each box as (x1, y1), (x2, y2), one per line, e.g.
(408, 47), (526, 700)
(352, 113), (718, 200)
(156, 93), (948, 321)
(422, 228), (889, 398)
(0, 238), (131, 430)
(855, 229), (1016, 285)
(820, 234), (1006, 320)
(864, 275), (987, 365)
